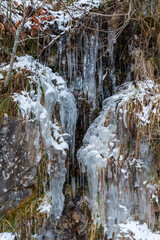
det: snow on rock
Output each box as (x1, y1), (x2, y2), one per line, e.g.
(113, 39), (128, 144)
(119, 221), (160, 240)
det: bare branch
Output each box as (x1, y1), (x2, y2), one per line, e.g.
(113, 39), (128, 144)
(4, 16), (26, 88)
(38, 34), (61, 58)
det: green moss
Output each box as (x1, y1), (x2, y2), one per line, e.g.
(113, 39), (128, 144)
(89, 223), (105, 240)
(36, 153), (49, 195)
(0, 193), (49, 239)
(0, 152), (50, 239)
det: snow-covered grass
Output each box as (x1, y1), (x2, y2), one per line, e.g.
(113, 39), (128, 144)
(119, 221), (160, 240)
(124, 80), (160, 128)
(37, 191), (52, 219)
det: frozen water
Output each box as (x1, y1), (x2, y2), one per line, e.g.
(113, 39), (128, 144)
(51, 158), (67, 219)
(59, 90), (78, 164)
(2, 55), (78, 219)
(77, 79), (160, 237)
(107, 28), (117, 92)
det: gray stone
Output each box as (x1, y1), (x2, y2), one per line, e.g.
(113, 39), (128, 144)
(0, 119), (38, 213)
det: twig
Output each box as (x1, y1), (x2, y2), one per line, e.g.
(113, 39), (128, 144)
(4, 15), (26, 88)
(38, 34), (61, 58)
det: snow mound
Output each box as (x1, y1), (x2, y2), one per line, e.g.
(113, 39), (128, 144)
(0, 233), (16, 240)
(119, 221), (160, 240)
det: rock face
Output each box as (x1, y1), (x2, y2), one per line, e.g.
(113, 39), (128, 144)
(0, 119), (37, 213)
(0, 0), (160, 239)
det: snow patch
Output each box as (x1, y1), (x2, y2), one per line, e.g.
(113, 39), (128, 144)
(0, 233), (16, 240)
(119, 221), (160, 240)
(37, 191), (52, 219)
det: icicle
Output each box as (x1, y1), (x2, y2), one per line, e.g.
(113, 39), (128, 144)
(98, 55), (104, 103)
(59, 90), (78, 164)
(43, 82), (58, 119)
(51, 157), (67, 219)
(59, 38), (63, 74)
(67, 47), (72, 82)
(71, 177), (76, 199)
(82, 25), (99, 108)
(77, 176), (79, 188)
(83, 34), (89, 96)
(62, 56), (66, 78)
(72, 49), (76, 80)
(107, 28), (117, 93)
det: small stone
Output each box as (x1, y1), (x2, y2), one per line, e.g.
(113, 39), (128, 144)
(3, 113), (8, 119)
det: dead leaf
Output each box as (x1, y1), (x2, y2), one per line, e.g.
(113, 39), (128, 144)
(15, 20), (22, 28)
(14, 1), (18, 7)
(0, 23), (5, 32)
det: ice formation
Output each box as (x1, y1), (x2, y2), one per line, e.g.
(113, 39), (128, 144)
(59, 89), (78, 163)
(59, 29), (99, 108)
(1, 55), (78, 219)
(107, 28), (117, 92)
(1, 0), (159, 238)
(57, 22), (122, 113)
(77, 80), (160, 238)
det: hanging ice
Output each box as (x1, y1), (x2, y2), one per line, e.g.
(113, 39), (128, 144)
(77, 80), (159, 238)
(107, 28), (117, 92)
(59, 89), (78, 164)
(9, 55), (78, 219)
